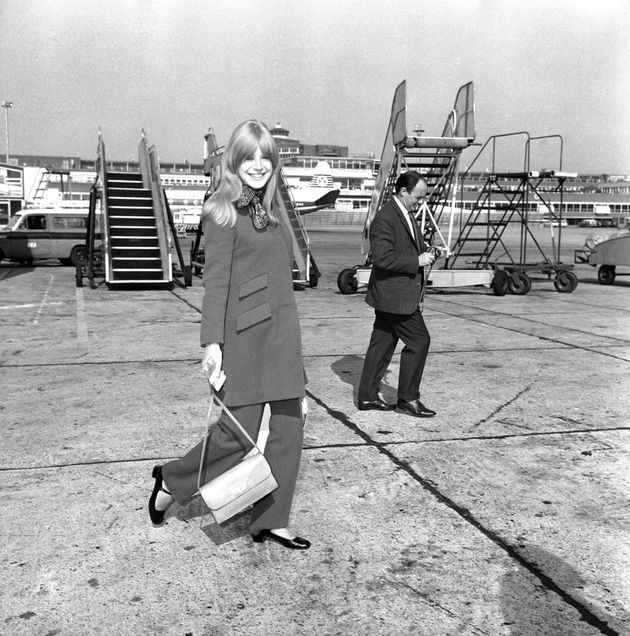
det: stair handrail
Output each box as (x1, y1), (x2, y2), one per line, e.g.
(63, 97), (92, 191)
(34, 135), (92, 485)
(96, 132), (112, 282)
(138, 134), (172, 282)
(278, 170), (315, 284)
(458, 131), (532, 212)
(460, 131), (531, 181)
(525, 134), (564, 172)
(361, 80), (406, 258)
(450, 81), (476, 141)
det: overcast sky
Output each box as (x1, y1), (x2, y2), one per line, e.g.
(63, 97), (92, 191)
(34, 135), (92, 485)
(1, 0), (628, 174)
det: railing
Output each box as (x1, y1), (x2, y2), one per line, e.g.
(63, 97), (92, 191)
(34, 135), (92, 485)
(361, 80), (405, 258)
(138, 132), (172, 280)
(526, 135), (564, 172)
(456, 131), (576, 267)
(446, 81), (476, 141)
(460, 131), (531, 183)
(96, 132), (112, 282)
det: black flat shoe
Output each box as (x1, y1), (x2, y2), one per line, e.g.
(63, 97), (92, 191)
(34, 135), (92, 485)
(252, 529), (311, 550)
(148, 465), (171, 526)
(396, 399), (436, 418)
(358, 397), (395, 411)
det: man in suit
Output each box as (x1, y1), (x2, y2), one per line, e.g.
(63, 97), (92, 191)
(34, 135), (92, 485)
(357, 171), (437, 417)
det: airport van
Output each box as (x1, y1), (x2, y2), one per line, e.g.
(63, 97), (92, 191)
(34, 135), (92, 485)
(0, 208), (101, 266)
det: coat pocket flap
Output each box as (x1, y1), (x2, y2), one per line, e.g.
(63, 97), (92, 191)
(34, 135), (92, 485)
(239, 273), (268, 299)
(236, 302), (272, 332)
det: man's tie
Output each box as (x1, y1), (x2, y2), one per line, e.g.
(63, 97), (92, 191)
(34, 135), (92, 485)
(408, 212), (420, 248)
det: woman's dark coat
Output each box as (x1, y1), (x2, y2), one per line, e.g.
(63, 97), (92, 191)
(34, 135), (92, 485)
(200, 206), (305, 406)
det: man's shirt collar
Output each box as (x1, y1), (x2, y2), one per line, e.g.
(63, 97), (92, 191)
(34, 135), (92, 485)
(393, 195), (410, 215)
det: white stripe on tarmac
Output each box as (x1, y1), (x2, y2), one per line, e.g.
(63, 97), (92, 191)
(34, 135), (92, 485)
(75, 286), (89, 346)
(32, 275), (55, 325)
(0, 302), (63, 310)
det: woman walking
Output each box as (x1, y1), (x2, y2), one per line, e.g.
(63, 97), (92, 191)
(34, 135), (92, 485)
(148, 120), (310, 550)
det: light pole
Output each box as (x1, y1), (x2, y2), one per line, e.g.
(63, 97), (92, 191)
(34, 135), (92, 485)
(2, 100), (13, 163)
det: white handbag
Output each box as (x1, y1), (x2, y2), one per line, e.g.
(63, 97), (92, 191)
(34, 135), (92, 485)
(197, 386), (278, 525)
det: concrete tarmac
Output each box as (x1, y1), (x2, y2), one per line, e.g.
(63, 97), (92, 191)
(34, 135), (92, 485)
(1, 230), (629, 635)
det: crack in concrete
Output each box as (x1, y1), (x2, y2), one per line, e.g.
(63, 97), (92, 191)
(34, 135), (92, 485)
(383, 577), (493, 635)
(306, 390), (621, 636)
(472, 384), (533, 428)
(2, 426), (628, 473)
(430, 293), (630, 320)
(430, 304), (630, 361)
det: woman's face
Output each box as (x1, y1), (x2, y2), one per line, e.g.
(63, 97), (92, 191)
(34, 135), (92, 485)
(238, 145), (273, 190)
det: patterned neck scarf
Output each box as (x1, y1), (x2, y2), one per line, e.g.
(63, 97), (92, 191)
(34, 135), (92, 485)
(236, 184), (269, 229)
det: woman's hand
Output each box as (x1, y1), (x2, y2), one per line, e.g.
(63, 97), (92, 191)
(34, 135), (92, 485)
(202, 343), (224, 388)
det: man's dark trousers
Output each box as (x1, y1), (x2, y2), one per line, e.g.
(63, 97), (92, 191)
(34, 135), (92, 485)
(358, 307), (430, 403)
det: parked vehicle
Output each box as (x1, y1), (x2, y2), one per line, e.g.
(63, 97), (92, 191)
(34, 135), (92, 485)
(542, 219), (568, 227)
(579, 218), (616, 228)
(587, 232), (630, 285)
(0, 208), (100, 266)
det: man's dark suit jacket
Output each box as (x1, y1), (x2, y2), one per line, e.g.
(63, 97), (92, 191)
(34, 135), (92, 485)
(365, 198), (428, 315)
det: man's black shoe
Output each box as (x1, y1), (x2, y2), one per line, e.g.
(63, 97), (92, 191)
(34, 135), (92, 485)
(358, 398), (396, 411)
(396, 399), (436, 418)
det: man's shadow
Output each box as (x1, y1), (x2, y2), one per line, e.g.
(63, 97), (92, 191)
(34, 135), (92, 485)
(500, 545), (627, 635)
(331, 354), (397, 403)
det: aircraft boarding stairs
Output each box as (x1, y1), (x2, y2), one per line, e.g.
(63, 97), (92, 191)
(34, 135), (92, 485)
(338, 80), (478, 294)
(278, 171), (320, 287)
(446, 132), (579, 294)
(30, 169), (52, 202)
(190, 127), (320, 288)
(447, 173), (523, 269)
(79, 132), (190, 289)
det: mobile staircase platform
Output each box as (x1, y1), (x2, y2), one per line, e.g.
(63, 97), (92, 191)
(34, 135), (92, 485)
(337, 80), (479, 294)
(78, 132), (191, 289)
(449, 133), (579, 294)
(190, 127), (320, 288)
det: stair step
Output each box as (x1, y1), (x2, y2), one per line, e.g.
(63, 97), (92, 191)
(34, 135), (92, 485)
(472, 205), (515, 210)
(109, 210), (155, 225)
(110, 221), (156, 226)
(111, 247), (160, 254)
(109, 217), (156, 226)
(108, 187), (151, 197)
(107, 172), (141, 179)
(112, 259), (163, 269)
(107, 176), (143, 183)
(111, 238), (159, 246)
(109, 209), (155, 215)
(110, 231), (157, 238)
(110, 232), (158, 242)
(455, 237), (497, 242)
(112, 253), (161, 258)
(111, 269), (166, 281)
(466, 221), (509, 226)
(107, 195), (153, 208)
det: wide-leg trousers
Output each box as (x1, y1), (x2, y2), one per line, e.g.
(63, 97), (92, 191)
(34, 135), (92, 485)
(358, 308), (431, 403)
(162, 398), (303, 533)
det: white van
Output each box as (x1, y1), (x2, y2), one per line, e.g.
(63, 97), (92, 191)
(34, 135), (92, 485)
(0, 208), (100, 266)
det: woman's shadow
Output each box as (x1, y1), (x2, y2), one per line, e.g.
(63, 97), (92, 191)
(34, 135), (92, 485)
(166, 496), (252, 545)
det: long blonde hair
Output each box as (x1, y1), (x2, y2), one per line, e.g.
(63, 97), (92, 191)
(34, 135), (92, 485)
(202, 120), (283, 227)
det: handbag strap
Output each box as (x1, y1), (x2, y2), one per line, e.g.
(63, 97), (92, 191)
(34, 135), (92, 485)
(197, 377), (260, 492)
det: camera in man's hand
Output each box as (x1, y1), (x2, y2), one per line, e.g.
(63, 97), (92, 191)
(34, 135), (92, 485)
(429, 245), (447, 259)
